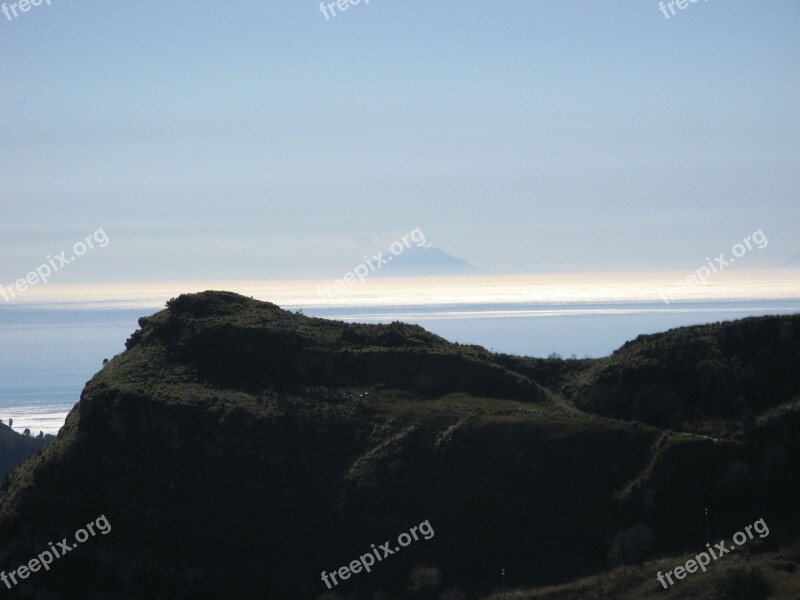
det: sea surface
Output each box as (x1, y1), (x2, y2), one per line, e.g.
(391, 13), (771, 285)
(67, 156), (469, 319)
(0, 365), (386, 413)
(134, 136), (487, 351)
(2, 271), (798, 435)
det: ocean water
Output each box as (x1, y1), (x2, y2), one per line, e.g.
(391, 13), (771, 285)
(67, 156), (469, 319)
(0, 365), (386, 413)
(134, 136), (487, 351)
(0, 307), (142, 435)
(308, 299), (800, 356)
(2, 272), (798, 434)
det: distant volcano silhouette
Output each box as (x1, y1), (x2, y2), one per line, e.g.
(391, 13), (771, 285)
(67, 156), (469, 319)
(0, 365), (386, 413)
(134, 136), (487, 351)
(375, 245), (478, 276)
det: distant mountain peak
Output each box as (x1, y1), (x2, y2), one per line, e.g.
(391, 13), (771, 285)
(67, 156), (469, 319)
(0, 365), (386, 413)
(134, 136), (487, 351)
(376, 244), (478, 276)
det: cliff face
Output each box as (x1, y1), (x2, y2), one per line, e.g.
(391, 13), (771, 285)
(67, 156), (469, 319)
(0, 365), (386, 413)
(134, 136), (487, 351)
(0, 292), (797, 599)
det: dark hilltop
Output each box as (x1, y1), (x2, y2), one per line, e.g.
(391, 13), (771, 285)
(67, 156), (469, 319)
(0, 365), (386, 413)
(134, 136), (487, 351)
(0, 292), (798, 599)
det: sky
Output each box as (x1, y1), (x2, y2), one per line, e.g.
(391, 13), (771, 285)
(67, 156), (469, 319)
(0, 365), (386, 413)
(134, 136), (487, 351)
(1, 0), (799, 285)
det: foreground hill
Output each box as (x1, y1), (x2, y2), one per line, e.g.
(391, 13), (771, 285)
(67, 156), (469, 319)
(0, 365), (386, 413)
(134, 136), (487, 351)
(482, 540), (800, 600)
(0, 292), (797, 599)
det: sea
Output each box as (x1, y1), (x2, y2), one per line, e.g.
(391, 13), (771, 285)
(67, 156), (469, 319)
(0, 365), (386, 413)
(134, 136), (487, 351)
(2, 270), (798, 435)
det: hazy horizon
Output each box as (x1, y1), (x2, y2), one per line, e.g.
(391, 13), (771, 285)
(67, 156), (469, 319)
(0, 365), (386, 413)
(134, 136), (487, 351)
(2, 268), (797, 309)
(1, 0), (798, 446)
(2, 1), (799, 286)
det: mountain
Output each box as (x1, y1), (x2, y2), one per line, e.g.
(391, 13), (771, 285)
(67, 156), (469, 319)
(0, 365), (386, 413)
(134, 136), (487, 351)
(375, 245), (479, 276)
(0, 292), (797, 599)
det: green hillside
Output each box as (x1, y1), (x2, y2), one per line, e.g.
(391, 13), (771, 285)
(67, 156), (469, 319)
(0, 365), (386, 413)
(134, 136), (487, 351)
(0, 292), (797, 599)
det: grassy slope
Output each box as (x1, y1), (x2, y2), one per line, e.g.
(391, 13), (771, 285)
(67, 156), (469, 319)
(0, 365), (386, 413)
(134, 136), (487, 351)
(482, 541), (800, 600)
(0, 292), (797, 599)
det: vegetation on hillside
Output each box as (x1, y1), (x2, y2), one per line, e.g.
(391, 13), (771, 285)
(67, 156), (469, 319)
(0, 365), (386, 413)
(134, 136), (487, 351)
(0, 292), (796, 599)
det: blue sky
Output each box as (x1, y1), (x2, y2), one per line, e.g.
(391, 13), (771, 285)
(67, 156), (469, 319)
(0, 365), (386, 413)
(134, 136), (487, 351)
(1, 0), (798, 283)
